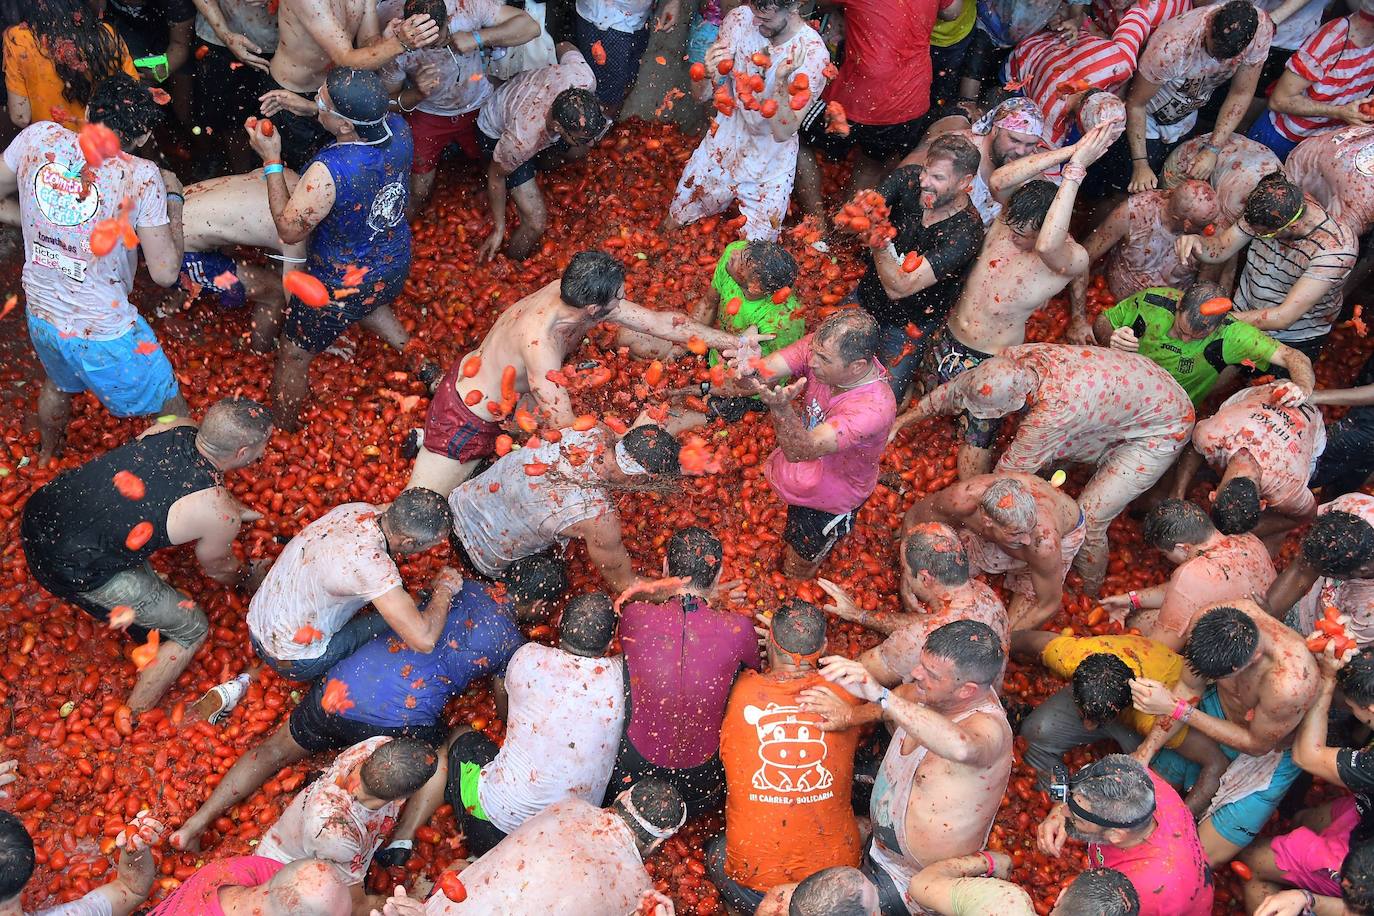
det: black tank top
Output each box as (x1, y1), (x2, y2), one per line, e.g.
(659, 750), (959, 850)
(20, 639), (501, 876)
(21, 426), (222, 594)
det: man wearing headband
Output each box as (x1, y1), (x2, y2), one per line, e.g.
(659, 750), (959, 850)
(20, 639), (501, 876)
(424, 777), (684, 914)
(899, 344), (1195, 593)
(1122, 1), (1272, 194)
(665, 0), (831, 242)
(1067, 179), (1218, 344)
(710, 600), (864, 914)
(896, 124), (1114, 480)
(428, 593), (625, 859)
(405, 251), (760, 495)
(902, 475), (1080, 631)
(901, 96), (1046, 226)
(1177, 171), (1357, 361)
(807, 619), (1011, 916)
(1037, 754), (1212, 915)
(249, 67), (430, 431)
(1094, 281), (1314, 405)
(447, 421), (682, 592)
(1130, 601), (1318, 866)
(177, 167), (308, 353)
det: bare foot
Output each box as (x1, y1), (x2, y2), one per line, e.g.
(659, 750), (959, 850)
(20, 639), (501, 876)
(169, 826), (204, 853)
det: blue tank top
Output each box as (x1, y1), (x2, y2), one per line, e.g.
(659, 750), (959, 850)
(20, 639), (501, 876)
(306, 114), (413, 287)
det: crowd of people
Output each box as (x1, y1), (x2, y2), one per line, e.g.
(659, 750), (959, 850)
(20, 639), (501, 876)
(5, 0), (1374, 913)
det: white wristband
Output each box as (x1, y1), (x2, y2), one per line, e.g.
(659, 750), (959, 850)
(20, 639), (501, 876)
(884, 241), (899, 261)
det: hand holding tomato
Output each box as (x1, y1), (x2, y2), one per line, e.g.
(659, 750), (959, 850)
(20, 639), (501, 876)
(245, 118), (281, 162)
(638, 888), (676, 916)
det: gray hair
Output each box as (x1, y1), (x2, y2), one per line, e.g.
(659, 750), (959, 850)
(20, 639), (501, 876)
(979, 478), (1036, 532)
(1071, 754), (1155, 828)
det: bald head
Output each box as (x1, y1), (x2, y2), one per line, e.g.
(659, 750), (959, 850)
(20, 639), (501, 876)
(266, 859), (352, 915)
(1167, 179), (1219, 230)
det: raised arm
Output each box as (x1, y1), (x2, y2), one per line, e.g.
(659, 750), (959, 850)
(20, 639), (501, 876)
(450, 5), (540, 54)
(988, 145), (1074, 205)
(291, 0), (433, 71)
(1035, 124), (1116, 276)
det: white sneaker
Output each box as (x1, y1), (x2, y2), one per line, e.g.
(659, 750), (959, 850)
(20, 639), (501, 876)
(199, 673), (251, 725)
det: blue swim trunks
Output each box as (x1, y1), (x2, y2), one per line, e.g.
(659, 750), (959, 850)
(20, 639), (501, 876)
(181, 251), (247, 308)
(27, 312), (180, 417)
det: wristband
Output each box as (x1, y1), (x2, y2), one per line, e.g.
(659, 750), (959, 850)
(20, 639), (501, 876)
(1062, 163), (1087, 183)
(1131, 156), (1147, 162)
(877, 687), (892, 709)
(262, 163), (284, 178)
(1128, 590), (1141, 610)
(981, 850), (996, 877)
(1302, 889), (1316, 914)
(165, 192), (183, 203)
(1202, 143), (1220, 154)
(472, 30), (484, 53)
(1170, 698), (1192, 721)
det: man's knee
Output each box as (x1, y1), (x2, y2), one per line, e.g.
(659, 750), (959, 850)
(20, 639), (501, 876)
(167, 603), (210, 649)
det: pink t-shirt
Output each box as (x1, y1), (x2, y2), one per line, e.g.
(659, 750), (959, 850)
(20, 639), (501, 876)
(255, 736), (402, 883)
(1090, 770), (1213, 916)
(764, 335), (897, 514)
(1106, 190), (1196, 301)
(148, 856), (283, 915)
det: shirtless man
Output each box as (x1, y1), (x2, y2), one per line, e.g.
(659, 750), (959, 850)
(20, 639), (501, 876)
(817, 522), (1007, 687)
(1066, 180), (1219, 345)
(910, 124), (1115, 479)
(1131, 600), (1319, 864)
(180, 168), (306, 353)
(894, 344), (1196, 592)
(264, 0), (440, 168)
(903, 474), (1085, 630)
(1103, 499), (1276, 650)
(406, 250), (764, 494)
(1268, 495), (1374, 649)
(900, 97), (1048, 227)
(804, 620), (1012, 915)
(1174, 381), (1327, 545)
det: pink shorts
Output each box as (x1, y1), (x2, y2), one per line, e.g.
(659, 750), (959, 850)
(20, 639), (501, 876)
(1272, 794), (1360, 897)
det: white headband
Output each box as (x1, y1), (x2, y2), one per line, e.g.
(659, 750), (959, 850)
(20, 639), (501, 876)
(621, 791), (685, 839)
(614, 439), (648, 477)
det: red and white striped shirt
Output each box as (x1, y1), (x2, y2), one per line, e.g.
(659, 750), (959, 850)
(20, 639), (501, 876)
(1271, 17), (1374, 142)
(1088, 0), (1191, 60)
(1008, 0), (1189, 147)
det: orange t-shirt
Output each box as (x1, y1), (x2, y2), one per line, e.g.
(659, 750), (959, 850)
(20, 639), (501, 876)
(720, 668), (863, 891)
(3, 26), (137, 131)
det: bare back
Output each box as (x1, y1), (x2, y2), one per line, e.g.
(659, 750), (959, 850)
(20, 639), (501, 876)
(183, 169), (303, 254)
(271, 0), (375, 92)
(947, 223), (1075, 354)
(1210, 600), (1319, 750)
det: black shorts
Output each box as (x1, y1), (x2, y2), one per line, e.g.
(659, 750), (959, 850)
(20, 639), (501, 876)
(603, 733), (726, 820)
(706, 394), (768, 423)
(193, 42), (272, 135)
(574, 14), (651, 108)
(921, 328), (1001, 449)
(443, 730), (507, 857)
(475, 129), (569, 190)
(784, 502), (862, 563)
(802, 106), (930, 164)
(287, 678), (446, 754)
(282, 267), (408, 354)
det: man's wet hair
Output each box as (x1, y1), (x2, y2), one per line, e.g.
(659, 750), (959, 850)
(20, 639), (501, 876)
(980, 478), (1037, 532)
(666, 527), (723, 590)
(1211, 477), (1261, 535)
(1345, 840), (1374, 914)
(1073, 653), (1135, 727)
(560, 592), (616, 654)
(1208, 0), (1259, 60)
(88, 73), (164, 147)
(1178, 280), (1231, 334)
(404, 0), (447, 22)
(1340, 649), (1374, 708)
(903, 525), (970, 586)
(561, 251), (625, 309)
(0, 811), (34, 900)
(1302, 510), (1374, 578)
(384, 488), (452, 545)
(1070, 755), (1155, 830)
(326, 68), (392, 143)
(550, 88), (605, 141)
(361, 737), (439, 800)
(1243, 172), (1304, 235)
(1004, 180), (1058, 232)
(1057, 867), (1141, 915)
(789, 866), (877, 916)
(622, 425), (682, 477)
(742, 241), (798, 294)
(1183, 606), (1260, 679)
(772, 598), (826, 656)
(199, 397), (273, 459)
(1142, 498), (1214, 551)
(814, 308), (879, 365)
(499, 555), (569, 608)
(925, 619), (1004, 687)
(927, 133), (981, 180)
(615, 778), (686, 848)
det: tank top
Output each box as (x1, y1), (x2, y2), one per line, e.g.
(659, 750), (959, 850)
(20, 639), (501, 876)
(21, 426), (221, 594)
(306, 114), (413, 287)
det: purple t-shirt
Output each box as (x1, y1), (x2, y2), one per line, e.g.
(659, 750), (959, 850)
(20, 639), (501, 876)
(621, 596), (761, 769)
(764, 335), (897, 514)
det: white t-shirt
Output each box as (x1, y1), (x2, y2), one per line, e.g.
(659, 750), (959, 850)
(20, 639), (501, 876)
(378, 0), (503, 116)
(1198, 0), (1324, 50)
(424, 799), (651, 915)
(450, 428), (613, 578)
(3, 121), (168, 339)
(575, 0), (654, 33)
(1136, 5), (1274, 142)
(246, 503), (403, 661)
(256, 737), (402, 884)
(478, 643), (625, 833)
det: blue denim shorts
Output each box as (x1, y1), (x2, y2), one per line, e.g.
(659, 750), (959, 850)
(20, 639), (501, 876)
(28, 312), (180, 416)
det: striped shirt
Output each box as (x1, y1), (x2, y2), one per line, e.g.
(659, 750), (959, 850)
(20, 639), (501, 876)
(1271, 17), (1374, 143)
(1008, 0), (1188, 147)
(1233, 211), (1358, 342)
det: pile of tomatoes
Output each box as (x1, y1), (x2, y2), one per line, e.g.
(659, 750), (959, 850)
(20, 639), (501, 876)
(1, 118), (1371, 914)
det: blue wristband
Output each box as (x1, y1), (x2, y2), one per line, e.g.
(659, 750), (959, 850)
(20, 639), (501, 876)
(471, 30), (484, 53)
(262, 163), (284, 178)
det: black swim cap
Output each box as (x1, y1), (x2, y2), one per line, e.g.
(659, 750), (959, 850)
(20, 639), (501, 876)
(325, 68), (391, 142)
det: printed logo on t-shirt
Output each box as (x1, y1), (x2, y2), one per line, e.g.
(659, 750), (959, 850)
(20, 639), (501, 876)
(367, 181), (406, 238)
(34, 161), (99, 227)
(803, 397), (825, 430)
(742, 703), (834, 799)
(1356, 144), (1374, 178)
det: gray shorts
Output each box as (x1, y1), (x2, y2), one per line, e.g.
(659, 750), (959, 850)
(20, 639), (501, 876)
(79, 563), (209, 648)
